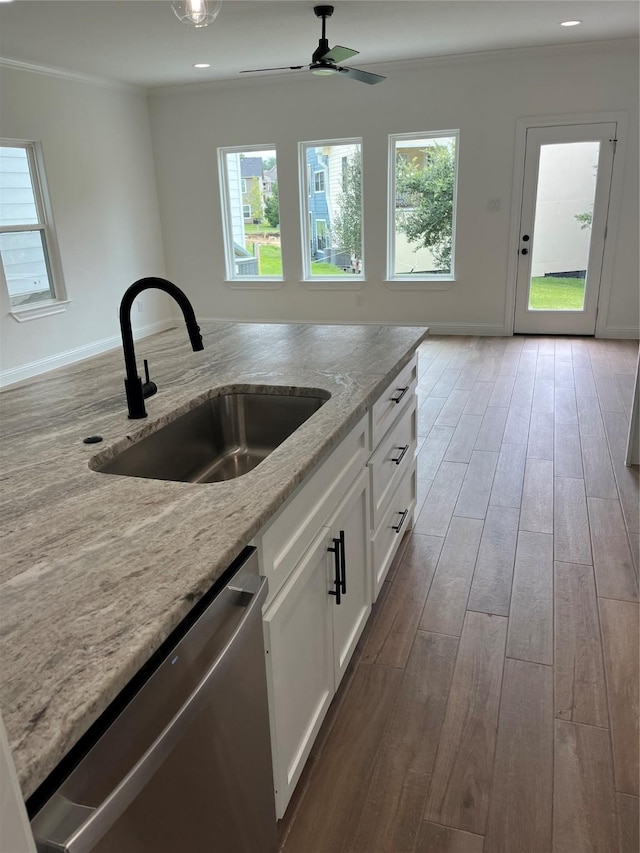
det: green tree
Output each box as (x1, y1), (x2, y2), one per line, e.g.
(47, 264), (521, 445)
(395, 143), (455, 271)
(262, 156), (276, 172)
(248, 178), (263, 223)
(264, 183), (279, 228)
(574, 210), (592, 230)
(332, 153), (361, 262)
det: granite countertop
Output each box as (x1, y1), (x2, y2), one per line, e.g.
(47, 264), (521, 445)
(0, 320), (428, 799)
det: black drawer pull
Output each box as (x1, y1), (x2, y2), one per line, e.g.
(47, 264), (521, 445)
(391, 444), (409, 465)
(392, 509), (409, 534)
(338, 529), (346, 595)
(327, 538), (342, 605)
(390, 386), (409, 404)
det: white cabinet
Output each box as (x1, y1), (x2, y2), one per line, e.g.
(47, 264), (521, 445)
(257, 352), (419, 818)
(368, 354), (418, 600)
(263, 528), (334, 817)
(263, 468), (371, 816)
(327, 469), (371, 688)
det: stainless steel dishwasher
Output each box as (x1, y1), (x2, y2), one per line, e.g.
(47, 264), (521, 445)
(30, 547), (277, 853)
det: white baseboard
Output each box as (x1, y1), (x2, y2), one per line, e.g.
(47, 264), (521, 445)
(597, 326), (640, 340)
(420, 322), (508, 336)
(0, 319), (176, 388)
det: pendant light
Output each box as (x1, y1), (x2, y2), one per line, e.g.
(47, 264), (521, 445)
(171, 0), (222, 28)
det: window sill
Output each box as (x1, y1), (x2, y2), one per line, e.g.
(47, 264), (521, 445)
(9, 299), (71, 322)
(385, 278), (455, 291)
(301, 278), (364, 291)
(225, 280), (284, 290)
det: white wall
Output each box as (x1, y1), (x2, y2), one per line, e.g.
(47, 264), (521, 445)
(148, 40), (639, 336)
(0, 67), (173, 384)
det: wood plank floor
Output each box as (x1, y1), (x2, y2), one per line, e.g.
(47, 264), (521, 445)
(279, 335), (639, 853)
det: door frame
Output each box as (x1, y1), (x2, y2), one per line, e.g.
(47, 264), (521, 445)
(504, 111), (629, 338)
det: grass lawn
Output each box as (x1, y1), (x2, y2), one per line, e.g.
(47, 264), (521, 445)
(529, 276), (586, 310)
(258, 246), (352, 278)
(258, 244), (283, 276)
(310, 260), (348, 276)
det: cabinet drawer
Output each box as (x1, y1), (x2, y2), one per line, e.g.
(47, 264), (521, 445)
(371, 463), (416, 600)
(368, 399), (416, 529)
(370, 354), (418, 448)
(257, 414), (369, 607)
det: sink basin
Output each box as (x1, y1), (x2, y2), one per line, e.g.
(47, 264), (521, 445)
(95, 389), (330, 483)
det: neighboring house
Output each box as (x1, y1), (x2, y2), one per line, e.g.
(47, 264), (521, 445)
(263, 164), (277, 200)
(530, 142), (598, 277)
(226, 153), (259, 275)
(240, 156), (263, 222)
(325, 142), (361, 270)
(305, 148), (330, 259)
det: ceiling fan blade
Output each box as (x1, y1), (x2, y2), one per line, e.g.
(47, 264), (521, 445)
(240, 65), (305, 74)
(321, 45), (359, 64)
(337, 66), (386, 85)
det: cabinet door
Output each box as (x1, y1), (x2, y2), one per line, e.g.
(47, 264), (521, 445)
(327, 468), (372, 688)
(263, 529), (334, 818)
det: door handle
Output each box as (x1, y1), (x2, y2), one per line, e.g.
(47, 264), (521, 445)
(327, 538), (342, 605)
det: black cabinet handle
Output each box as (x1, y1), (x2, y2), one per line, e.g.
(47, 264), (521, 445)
(338, 530), (346, 595)
(390, 386), (409, 404)
(327, 538), (342, 605)
(391, 444), (409, 465)
(392, 509), (409, 533)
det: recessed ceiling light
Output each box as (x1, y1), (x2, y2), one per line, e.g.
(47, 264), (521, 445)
(560, 20), (582, 27)
(193, 63), (211, 69)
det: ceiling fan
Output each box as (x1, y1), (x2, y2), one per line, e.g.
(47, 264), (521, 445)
(240, 5), (386, 85)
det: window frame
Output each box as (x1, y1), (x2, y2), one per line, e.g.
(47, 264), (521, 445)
(299, 138), (365, 286)
(218, 143), (283, 286)
(0, 140), (68, 321)
(313, 170), (326, 194)
(387, 129), (460, 289)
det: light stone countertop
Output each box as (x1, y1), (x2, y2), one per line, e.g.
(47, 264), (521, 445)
(0, 320), (428, 799)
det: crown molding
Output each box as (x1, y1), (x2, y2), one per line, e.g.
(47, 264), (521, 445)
(2, 35), (636, 98)
(0, 56), (144, 94)
(149, 36), (639, 97)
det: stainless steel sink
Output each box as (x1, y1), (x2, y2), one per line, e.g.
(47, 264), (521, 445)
(95, 389), (330, 483)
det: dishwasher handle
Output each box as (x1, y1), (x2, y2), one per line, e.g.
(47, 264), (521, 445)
(33, 574), (268, 853)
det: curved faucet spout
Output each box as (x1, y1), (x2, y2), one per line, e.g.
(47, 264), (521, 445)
(120, 277), (204, 419)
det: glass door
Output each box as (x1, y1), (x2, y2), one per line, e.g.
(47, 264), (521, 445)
(514, 123), (617, 335)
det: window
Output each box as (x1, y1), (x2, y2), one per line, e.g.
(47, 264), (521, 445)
(388, 130), (459, 281)
(218, 145), (282, 281)
(0, 141), (66, 316)
(300, 139), (363, 280)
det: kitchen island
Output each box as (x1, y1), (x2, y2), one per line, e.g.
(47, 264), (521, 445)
(0, 320), (427, 800)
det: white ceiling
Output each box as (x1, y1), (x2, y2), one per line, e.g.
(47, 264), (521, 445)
(0, 0), (638, 89)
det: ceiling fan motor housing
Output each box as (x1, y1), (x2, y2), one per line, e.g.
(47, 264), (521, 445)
(313, 5), (335, 63)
